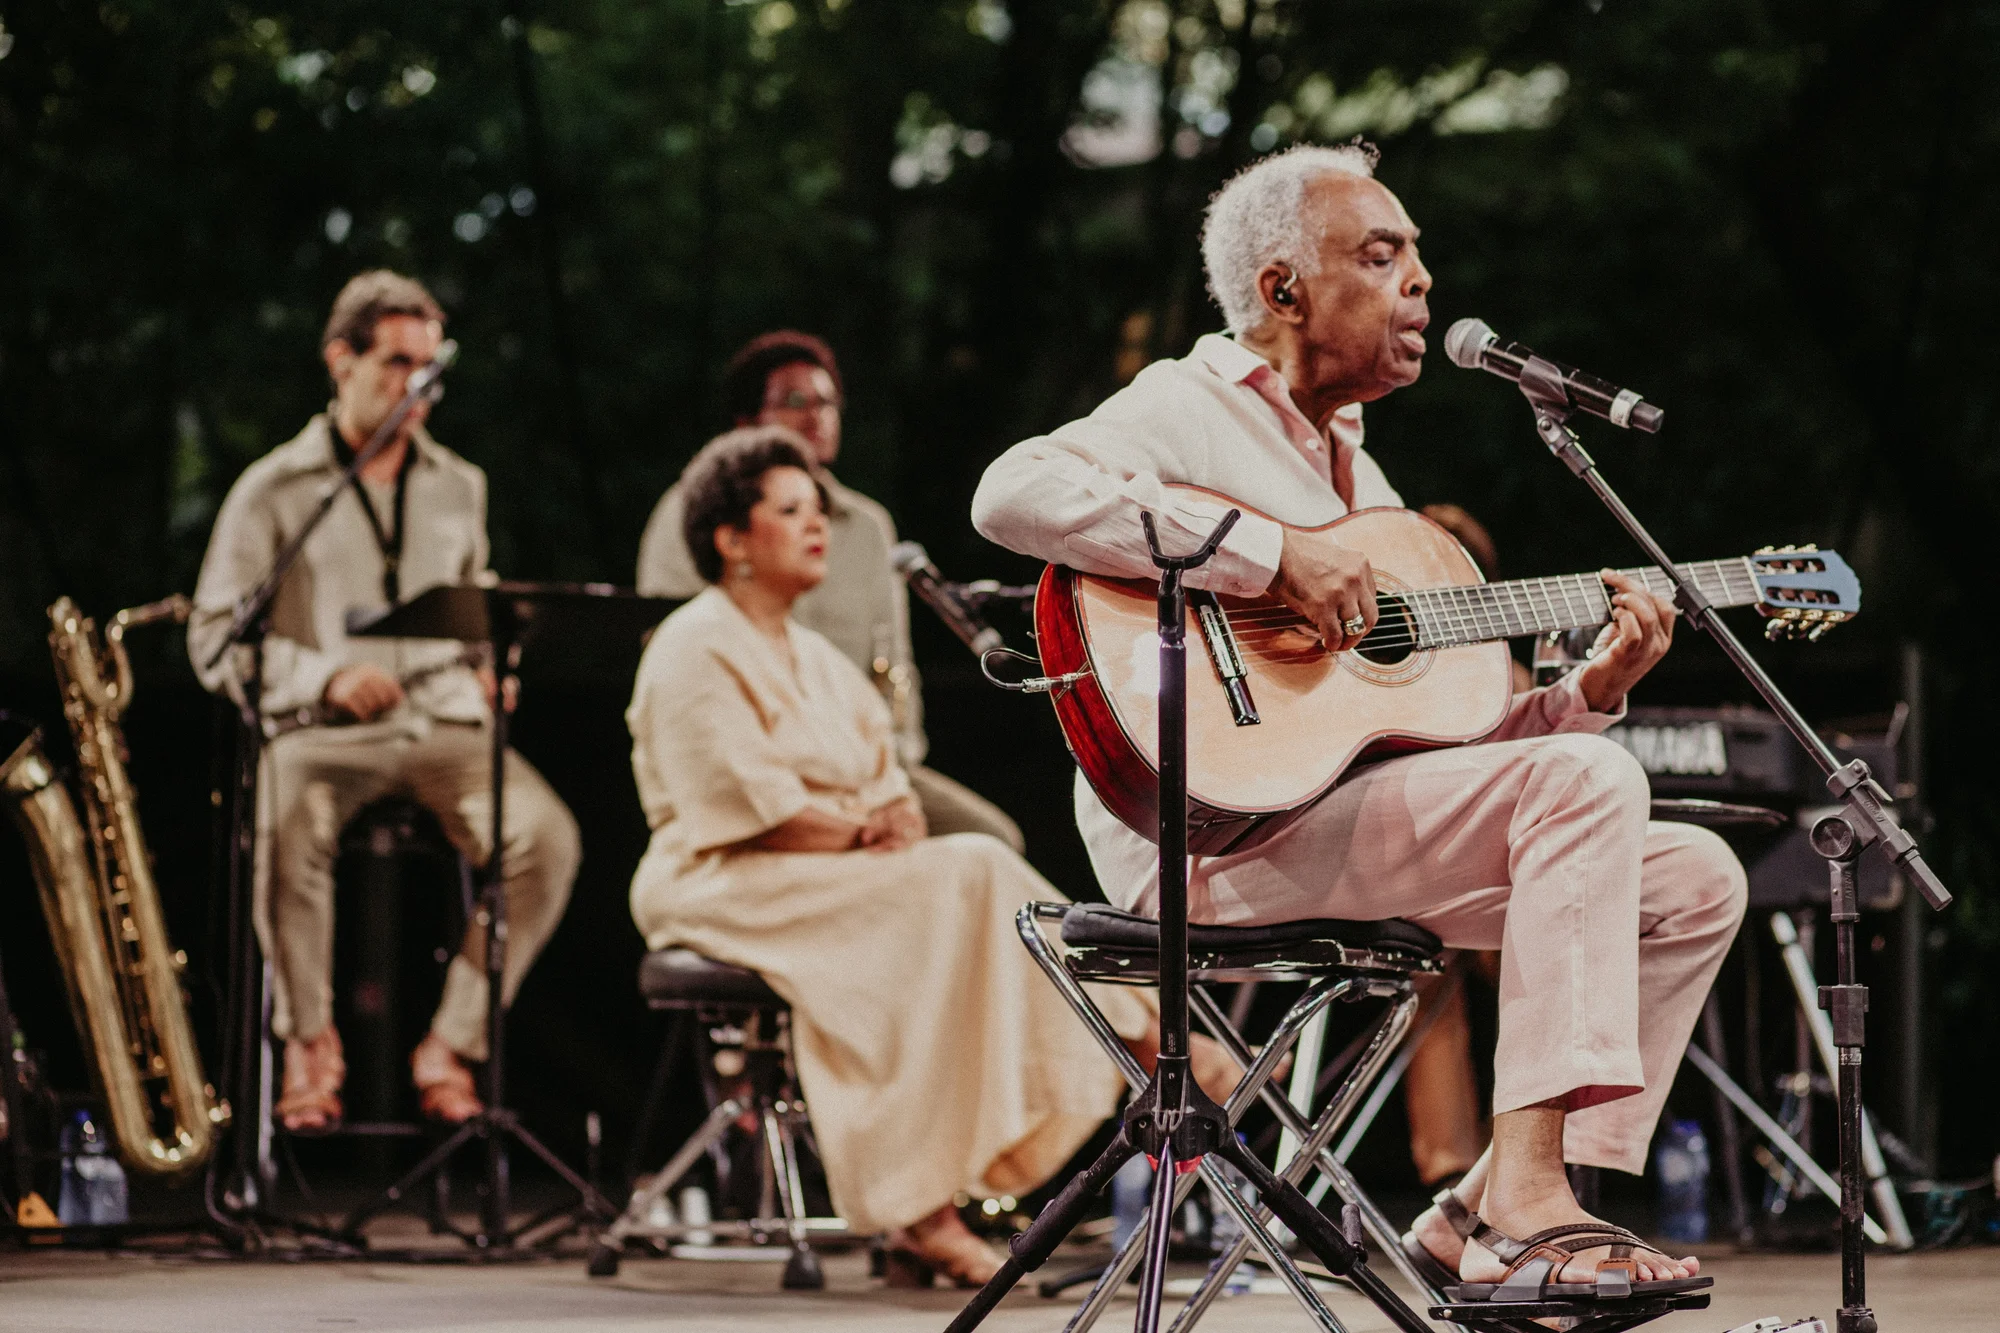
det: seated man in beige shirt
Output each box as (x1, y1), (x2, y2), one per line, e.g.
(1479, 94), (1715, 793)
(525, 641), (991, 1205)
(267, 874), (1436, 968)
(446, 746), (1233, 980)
(189, 271), (580, 1132)
(637, 330), (1022, 850)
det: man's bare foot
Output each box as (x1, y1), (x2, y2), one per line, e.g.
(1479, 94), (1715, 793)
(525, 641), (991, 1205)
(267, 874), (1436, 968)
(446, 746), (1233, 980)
(1459, 1189), (1700, 1285)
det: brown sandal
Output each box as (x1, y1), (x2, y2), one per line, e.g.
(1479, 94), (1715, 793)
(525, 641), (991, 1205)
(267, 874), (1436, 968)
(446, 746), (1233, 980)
(881, 1223), (1006, 1288)
(1399, 1186), (1480, 1291)
(1451, 1219), (1712, 1304)
(277, 1030), (346, 1134)
(411, 1036), (484, 1124)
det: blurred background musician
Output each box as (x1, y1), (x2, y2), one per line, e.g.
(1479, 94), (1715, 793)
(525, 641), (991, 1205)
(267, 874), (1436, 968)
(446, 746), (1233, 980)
(625, 428), (1241, 1285)
(186, 271), (581, 1134)
(635, 331), (1021, 850)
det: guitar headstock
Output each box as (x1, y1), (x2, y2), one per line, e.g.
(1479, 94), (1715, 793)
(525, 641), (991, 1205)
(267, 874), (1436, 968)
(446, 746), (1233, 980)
(1751, 546), (1860, 641)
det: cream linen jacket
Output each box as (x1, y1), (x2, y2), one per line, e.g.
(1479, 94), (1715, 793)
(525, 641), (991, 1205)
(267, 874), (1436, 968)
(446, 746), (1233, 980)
(187, 413), (491, 728)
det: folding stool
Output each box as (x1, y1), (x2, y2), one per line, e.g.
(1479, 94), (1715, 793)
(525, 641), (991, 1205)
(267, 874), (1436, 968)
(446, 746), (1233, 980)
(587, 948), (848, 1289)
(1018, 900), (1449, 1332)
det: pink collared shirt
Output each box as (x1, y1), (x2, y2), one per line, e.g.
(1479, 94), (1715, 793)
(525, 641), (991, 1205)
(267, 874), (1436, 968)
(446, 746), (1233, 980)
(972, 334), (1398, 599)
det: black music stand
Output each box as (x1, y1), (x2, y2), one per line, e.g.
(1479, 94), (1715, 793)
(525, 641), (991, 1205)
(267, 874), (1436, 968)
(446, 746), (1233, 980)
(334, 580), (675, 1249)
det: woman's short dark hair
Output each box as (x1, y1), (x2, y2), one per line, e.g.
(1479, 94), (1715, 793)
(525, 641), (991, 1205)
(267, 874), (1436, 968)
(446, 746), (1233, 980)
(679, 426), (828, 584)
(720, 330), (843, 424)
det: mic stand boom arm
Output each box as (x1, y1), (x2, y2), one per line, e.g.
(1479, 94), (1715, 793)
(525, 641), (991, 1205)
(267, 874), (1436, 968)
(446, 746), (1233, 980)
(1516, 355), (1948, 1333)
(1515, 358), (1947, 912)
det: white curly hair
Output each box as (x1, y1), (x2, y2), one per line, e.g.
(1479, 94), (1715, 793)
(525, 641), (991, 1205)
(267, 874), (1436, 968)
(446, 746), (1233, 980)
(1201, 141), (1381, 336)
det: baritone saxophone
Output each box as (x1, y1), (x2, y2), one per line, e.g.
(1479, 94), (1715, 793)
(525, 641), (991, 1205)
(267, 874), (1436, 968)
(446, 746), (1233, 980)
(0, 595), (223, 1178)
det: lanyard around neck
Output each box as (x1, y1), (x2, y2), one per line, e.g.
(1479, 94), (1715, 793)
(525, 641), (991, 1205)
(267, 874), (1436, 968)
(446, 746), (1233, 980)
(331, 423), (415, 604)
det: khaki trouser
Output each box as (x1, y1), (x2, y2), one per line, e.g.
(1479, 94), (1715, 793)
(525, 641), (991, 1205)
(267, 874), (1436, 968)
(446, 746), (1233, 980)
(906, 764), (1024, 853)
(257, 718), (580, 1061)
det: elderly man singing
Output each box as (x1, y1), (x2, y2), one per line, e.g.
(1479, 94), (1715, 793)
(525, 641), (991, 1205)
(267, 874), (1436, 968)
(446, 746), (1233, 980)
(972, 144), (1744, 1306)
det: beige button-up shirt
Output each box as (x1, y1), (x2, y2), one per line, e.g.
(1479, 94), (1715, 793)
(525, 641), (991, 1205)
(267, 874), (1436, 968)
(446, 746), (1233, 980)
(636, 471), (926, 765)
(188, 413), (490, 727)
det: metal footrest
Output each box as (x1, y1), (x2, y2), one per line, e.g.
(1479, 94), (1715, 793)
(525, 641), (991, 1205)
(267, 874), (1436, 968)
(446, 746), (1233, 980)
(1432, 1291), (1711, 1333)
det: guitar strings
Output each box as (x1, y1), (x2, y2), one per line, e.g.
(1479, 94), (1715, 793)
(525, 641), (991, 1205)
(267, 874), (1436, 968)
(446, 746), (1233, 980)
(1191, 561), (1754, 635)
(1179, 559), (1759, 656)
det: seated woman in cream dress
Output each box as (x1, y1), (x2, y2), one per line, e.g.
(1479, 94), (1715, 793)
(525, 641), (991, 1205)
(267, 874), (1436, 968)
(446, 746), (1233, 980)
(627, 427), (1238, 1284)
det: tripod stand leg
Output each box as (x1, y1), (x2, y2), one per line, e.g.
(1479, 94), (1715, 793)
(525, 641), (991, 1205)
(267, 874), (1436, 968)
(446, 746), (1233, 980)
(502, 1114), (618, 1220)
(764, 1104), (822, 1290)
(1061, 1161), (1197, 1333)
(1699, 993), (1753, 1242)
(340, 1120), (481, 1238)
(1132, 1143), (1179, 1333)
(944, 1131), (1140, 1333)
(1214, 1135), (1434, 1333)
(1683, 1044), (1886, 1243)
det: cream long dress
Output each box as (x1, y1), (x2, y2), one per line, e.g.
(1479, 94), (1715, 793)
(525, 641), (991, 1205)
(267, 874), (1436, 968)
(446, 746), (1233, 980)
(627, 586), (1152, 1233)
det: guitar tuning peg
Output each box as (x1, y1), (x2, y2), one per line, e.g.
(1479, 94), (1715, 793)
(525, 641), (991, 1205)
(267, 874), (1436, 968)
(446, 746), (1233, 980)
(1765, 620), (1786, 642)
(1755, 545), (1775, 555)
(1807, 623), (1831, 641)
(1800, 543), (1818, 553)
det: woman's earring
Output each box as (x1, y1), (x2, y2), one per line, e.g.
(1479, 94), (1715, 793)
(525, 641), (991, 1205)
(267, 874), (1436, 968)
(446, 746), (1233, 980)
(735, 560), (755, 581)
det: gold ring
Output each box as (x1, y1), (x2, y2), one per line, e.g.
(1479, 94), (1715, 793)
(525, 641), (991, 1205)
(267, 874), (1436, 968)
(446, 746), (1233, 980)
(1342, 615), (1367, 637)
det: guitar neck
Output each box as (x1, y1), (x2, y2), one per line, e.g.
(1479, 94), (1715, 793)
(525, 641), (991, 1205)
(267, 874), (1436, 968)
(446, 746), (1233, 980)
(1406, 559), (1759, 649)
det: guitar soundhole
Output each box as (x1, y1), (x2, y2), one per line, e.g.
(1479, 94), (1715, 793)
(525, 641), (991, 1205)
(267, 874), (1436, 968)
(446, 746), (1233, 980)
(1355, 594), (1417, 666)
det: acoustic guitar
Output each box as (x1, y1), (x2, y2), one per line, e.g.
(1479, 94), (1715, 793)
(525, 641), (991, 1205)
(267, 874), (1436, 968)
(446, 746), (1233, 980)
(1030, 487), (1859, 855)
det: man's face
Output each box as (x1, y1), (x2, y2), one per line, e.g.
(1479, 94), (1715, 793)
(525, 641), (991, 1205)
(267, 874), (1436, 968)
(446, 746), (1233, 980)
(324, 314), (442, 443)
(1292, 175), (1432, 403)
(754, 361), (842, 465)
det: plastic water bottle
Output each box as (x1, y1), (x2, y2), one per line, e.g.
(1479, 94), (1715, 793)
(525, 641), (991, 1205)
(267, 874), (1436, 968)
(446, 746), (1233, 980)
(58, 1112), (129, 1226)
(1654, 1117), (1709, 1243)
(56, 1114), (84, 1225)
(1109, 1154), (1154, 1251)
(679, 1185), (713, 1246)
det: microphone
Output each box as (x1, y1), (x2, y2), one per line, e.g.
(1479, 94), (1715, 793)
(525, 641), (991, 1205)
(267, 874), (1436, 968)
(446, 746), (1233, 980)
(1443, 319), (1663, 433)
(408, 338), (460, 400)
(890, 541), (1004, 656)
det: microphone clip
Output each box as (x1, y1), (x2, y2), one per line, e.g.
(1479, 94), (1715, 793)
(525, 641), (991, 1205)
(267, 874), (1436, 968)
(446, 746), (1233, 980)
(1513, 354), (1599, 479)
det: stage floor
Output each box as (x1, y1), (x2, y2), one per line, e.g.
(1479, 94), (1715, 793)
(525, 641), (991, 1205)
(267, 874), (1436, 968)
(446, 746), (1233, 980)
(0, 1238), (1994, 1332)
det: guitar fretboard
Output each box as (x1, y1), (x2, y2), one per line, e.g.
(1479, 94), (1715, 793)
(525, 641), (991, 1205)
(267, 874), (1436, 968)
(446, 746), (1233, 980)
(1406, 559), (1759, 649)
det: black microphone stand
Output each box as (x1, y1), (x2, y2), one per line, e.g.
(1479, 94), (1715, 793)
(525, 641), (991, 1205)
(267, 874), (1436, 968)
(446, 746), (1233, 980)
(202, 353), (452, 1244)
(1513, 358), (1952, 1333)
(943, 511), (1432, 1333)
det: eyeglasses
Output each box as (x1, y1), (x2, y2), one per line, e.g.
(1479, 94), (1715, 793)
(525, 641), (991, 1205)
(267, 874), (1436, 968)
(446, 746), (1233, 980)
(764, 390), (842, 413)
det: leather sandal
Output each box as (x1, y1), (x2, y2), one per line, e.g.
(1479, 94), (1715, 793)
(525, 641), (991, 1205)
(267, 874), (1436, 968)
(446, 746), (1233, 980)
(411, 1035), (484, 1124)
(277, 1030), (346, 1134)
(1450, 1219), (1713, 1303)
(880, 1223), (1006, 1288)
(1399, 1186), (1480, 1291)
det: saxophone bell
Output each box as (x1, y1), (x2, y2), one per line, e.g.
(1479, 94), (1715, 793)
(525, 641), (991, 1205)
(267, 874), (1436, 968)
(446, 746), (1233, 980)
(0, 597), (223, 1180)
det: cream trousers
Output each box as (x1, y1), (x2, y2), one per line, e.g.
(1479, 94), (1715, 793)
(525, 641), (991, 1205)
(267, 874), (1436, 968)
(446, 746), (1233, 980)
(257, 717), (580, 1061)
(1193, 732), (1747, 1175)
